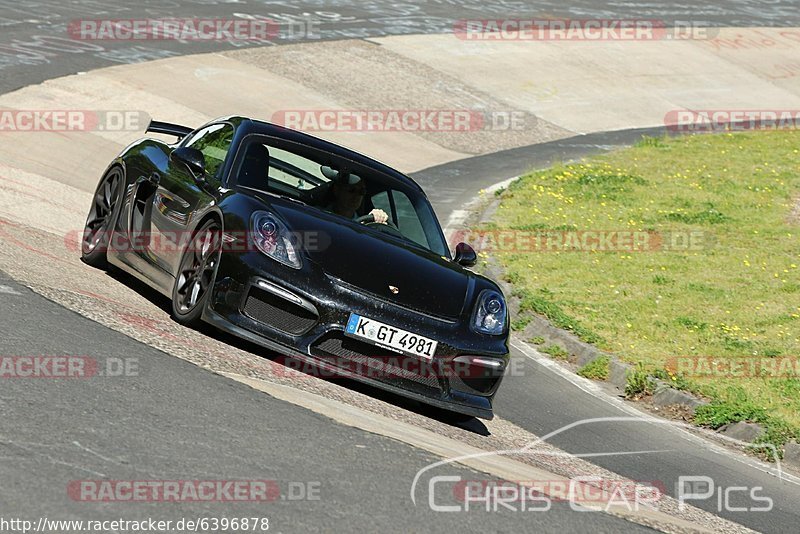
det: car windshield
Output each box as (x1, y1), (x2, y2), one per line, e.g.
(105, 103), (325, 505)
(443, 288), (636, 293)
(233, 136), (449, 257)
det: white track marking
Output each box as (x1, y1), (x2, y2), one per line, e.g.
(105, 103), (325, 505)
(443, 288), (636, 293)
(0, 284), (21, 295)
(512, 339), (800, 486)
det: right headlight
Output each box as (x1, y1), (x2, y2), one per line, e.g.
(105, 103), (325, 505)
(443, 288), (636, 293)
(251, 211), (301, 269)
(471, 289), (507, 335)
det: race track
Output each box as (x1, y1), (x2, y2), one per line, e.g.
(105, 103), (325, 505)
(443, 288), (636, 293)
(2, 1), (800, 532)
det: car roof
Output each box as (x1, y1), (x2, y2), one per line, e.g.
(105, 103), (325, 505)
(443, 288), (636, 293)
(214, 115), (425, 194)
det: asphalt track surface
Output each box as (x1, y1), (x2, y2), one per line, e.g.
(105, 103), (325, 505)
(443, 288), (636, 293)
(1, 0), (800, 93)
(1, 272), (662, 532)
(2, 1), (800, 532)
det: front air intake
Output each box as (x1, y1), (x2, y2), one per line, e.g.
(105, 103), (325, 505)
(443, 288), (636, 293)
(242, 286), (317, 335)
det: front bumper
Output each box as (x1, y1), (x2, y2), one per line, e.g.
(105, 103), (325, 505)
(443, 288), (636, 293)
(203, 251), (510, 419)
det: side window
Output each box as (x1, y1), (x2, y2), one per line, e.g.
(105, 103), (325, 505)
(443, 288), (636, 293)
(371, 191), (392, 214)
(184, 123), (235, 183)
(370, 190), (428, 248)
(392, 191), (427, 247)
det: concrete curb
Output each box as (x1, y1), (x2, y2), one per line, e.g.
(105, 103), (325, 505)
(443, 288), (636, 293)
(719, 422), (765, 444)
(609, 359), (634, 391)
(652, 386), (708, 411)
(785, 442), (800, 467)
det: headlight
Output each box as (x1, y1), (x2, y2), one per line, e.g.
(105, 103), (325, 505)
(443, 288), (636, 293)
(251, 211), (301, 269)
(472, 290), (507, 335)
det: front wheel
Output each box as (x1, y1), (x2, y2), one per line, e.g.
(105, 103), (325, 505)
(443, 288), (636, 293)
(171, 219), (222, 326)
(81, 167), (123, 269)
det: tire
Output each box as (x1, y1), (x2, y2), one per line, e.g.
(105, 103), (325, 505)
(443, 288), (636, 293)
(171, 219), (222, 326)
(81, 167), (123, 269)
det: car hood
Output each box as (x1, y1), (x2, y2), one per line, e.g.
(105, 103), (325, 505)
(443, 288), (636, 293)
(270, 199), (471, 319)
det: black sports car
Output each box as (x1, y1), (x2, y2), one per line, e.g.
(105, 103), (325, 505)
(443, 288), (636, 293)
(81, 116), (509, 419)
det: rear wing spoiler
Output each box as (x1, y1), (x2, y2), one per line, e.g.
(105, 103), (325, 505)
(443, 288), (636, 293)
(146, 120), (193, 140)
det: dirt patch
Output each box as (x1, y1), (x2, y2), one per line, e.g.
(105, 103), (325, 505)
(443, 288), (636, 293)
(789, 194), (800, 225)
(640, 397), (696, 424)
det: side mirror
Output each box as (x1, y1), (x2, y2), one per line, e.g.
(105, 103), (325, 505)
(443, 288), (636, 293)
(171, 147), (206, 178)
(453, 242), (477, 267)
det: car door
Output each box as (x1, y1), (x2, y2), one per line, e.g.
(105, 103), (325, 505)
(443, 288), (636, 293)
(148, 122), (235, 275)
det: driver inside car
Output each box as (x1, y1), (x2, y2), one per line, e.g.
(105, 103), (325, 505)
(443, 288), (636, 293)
(325, 171), (389, 224)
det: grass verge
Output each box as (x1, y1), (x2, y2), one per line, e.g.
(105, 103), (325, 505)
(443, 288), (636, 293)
(577, 356), (610, 380)
(491, 130), (800, 454)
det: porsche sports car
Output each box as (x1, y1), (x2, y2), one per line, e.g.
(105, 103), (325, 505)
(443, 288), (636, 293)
(81, 116), (509, 419)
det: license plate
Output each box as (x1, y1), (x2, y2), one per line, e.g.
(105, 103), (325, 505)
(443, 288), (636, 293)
(345, 313), (438, 360)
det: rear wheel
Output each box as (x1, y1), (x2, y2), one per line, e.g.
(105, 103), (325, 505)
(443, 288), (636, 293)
(171, 219), (222, 326)
(81, 167), (123, 269)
